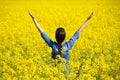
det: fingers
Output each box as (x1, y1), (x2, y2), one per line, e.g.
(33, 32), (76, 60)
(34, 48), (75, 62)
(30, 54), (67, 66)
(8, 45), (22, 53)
(28, 10), (32, 16)
(87, 12), (94, 20)
(28, 10), (35, 19)
(91, 12), (94, 15)
(90, 12), (94, 17)
(28, 10), (30, 13)
(89, 12), (93, 18)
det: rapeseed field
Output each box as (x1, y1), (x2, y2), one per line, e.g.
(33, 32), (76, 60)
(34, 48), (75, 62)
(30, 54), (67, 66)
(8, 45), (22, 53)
(0, 0), (120, 79)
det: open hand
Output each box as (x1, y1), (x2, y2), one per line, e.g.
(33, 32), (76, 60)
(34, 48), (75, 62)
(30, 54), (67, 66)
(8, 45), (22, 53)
(28, 10), (35, 19)
(87, 12), (94, 20)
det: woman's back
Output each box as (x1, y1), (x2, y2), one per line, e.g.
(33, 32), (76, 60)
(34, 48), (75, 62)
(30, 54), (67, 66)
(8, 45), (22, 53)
(41, 31), (80, 61)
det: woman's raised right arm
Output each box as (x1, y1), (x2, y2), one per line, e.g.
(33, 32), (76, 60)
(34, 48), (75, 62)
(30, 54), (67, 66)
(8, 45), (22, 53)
(67, 12), (94, 50)
(77, 12), (94, 32)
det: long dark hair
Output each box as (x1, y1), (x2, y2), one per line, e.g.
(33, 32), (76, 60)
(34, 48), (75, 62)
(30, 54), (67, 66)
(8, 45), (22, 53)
(55, 28), (66, 55)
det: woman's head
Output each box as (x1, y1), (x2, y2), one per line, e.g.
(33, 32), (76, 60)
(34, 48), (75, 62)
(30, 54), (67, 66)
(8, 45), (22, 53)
(55, 27), (66, 55)
(55, 27), (66, 44)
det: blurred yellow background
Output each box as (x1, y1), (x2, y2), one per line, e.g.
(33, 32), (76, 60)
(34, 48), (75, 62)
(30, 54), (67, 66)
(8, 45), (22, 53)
(0, 0), (120, 79)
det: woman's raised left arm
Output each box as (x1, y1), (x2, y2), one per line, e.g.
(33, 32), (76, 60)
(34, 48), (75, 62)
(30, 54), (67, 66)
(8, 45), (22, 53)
(28, 10), (44, 33)
(28, 10), (54, 47)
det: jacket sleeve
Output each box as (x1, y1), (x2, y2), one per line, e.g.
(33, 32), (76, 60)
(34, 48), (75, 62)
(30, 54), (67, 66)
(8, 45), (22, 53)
(41, 32), (54, 47)
(66, 31), (80, 50)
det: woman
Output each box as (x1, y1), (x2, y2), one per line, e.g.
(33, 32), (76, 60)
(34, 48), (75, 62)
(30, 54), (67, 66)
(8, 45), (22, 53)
(28, 10), (94, 62)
